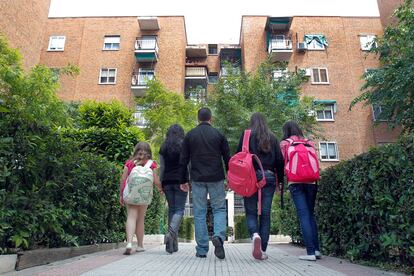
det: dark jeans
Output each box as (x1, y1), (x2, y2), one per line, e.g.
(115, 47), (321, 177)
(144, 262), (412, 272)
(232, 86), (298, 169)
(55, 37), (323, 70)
(163, 184), (188, 236)
(289, 183), (320, 255)
(243, 170), (276, 252)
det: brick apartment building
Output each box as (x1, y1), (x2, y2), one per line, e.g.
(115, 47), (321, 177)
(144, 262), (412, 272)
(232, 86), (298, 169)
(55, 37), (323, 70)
(0, 0), (404, 234)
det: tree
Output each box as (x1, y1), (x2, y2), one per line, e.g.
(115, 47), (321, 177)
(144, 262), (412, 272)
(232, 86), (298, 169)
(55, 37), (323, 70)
(137, 79), (199, 148)
(350, 0), (414, 132)
(208, 60), (318, 151)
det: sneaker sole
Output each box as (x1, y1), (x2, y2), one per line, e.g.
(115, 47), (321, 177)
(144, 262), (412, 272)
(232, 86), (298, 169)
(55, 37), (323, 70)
(123, 248), (132, 255)
(212, 237), (225, 259)
(252, 237), (262, 260)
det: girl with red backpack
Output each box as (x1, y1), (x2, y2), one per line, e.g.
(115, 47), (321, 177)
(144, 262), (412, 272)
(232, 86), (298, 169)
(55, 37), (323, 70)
(235, 113), (284, 260)
(280, 121), (321, 261)
(119, 142), (163, 255)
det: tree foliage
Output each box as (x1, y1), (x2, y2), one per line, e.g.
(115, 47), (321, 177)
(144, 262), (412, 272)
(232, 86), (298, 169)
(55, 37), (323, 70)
(137, 79), (199, 147)
(208, 60), (318, 151)
(350, 0), (414, 132)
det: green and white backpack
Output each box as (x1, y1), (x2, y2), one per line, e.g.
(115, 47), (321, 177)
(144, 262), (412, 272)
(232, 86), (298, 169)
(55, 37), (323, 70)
(123, 160), (154, 205)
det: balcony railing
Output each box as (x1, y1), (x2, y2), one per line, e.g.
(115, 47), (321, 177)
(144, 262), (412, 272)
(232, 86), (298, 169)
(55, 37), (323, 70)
(135, 38), (158, 51)
(268, 38), (293, 52)
(220, 66), (241, 77)
(185, 88), (207, 103)
(131, 72), (154, 87)
(185, 67), (207, 78)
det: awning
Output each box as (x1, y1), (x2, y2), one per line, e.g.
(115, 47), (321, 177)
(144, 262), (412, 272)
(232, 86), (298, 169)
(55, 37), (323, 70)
(313, 100), (337, 112)
(304, 34), (328, 47)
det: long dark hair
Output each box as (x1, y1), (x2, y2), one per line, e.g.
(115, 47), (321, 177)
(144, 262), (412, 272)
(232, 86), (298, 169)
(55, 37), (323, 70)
(249, 113), (274, 153)
(160, 124), (185, 157)
(282, 121), (304, 140)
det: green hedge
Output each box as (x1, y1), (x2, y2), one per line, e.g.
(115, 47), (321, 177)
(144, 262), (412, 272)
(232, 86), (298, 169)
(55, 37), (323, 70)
(178, 217), (194, 240)
(271, 193), (302, 244)
(317, 135), (414, 272)
(0, 128), (125, 252)
(234, 215), (249, 240)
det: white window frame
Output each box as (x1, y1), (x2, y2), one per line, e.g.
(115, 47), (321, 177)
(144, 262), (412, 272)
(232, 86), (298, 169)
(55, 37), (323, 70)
(133, 106), (148, 128)
(319, 142), (339, 161)
(48, 36), (66, 51)
(307, 39), (325, 50)
(316, 104), (335, 121)
(360, 34), (377, 51)
(372, 104), (388, 122)
(311, 67), (329, 84)
(99, 68), (117, 84)
(103, 35), (120, 51)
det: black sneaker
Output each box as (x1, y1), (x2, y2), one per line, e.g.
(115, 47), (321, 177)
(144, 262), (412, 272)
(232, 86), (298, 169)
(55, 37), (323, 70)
(212, 236), (225, 259)
(196, 252), (207, 258)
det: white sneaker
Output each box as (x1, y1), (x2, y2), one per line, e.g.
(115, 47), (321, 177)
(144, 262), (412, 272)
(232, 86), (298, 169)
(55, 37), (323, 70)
(299, 255), (316, 261)
(315, 250), (322, 259)
(252, 233), (262, 260)
(136, 246), (145, 252)
(261, 252), (268, 260)
(123, 243), (133, 255)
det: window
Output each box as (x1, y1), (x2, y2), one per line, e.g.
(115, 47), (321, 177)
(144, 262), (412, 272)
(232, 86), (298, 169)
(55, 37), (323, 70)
(208, 44), (218, 55)
(360, 35), (376, 51)
(319, 142), (339, 161)
(208, 72), (219, 84)
(307, 39), (325, 50)
(99, 68), (117, 84)
(273, 69), (288, 80)
(311, 68), (329, 84)
(48, 36), (66, 51)
(137, 68), (155, 85)
(133, 106), (148, 128)
(316, 104), (335, 121)
(372, 104), (387, 121)
(103, 35), (120, 50)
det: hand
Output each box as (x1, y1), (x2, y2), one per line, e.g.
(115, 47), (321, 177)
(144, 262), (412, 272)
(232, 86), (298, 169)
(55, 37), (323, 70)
(119, 194), (125, 206)
(180, 183), (190, 192)
(158, 188), (164, 196)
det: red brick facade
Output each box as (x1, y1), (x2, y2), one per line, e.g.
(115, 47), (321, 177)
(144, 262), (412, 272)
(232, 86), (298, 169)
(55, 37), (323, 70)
(0, 0), (51, 70)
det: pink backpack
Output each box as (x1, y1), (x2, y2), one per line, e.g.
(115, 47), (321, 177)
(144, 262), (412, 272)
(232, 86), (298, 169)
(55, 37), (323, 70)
(284, 138), (320, 183)
(228, 130), (267, 215)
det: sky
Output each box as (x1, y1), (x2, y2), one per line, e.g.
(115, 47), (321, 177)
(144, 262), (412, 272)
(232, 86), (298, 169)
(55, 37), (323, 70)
(49, 0), (380, 44)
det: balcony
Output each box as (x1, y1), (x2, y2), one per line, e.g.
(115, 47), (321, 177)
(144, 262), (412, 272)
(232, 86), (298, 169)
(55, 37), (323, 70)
(131, 70), (154, 96)
(134, 37), (159, 62)
(220, 66), (241, 77)
(185, 86), (207, 103)
(186, 45), (207, 58)
(220, 47), (242, 77)
(137, 16), (160, 31)
(185, 67), (207, 79)
(268, 37), (293, 62)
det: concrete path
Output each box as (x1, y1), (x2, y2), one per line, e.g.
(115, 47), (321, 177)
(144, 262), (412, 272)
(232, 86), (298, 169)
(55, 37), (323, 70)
(4, 243), (404, 276)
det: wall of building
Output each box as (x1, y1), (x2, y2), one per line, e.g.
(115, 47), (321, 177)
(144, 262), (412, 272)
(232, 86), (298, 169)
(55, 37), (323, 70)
(0, 0), (51, 70)
(40, 16), (187, 108)
(377, 0), (404, 27)
(241, 16), (398, 168)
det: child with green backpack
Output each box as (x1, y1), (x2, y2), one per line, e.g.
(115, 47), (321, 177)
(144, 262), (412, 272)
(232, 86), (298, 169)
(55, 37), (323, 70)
(120, 142), (163, 255)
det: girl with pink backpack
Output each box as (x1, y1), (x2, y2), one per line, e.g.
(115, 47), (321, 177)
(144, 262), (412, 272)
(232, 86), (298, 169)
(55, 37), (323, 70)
(280, 121), (321, 261)
(234, 113), (284, 260)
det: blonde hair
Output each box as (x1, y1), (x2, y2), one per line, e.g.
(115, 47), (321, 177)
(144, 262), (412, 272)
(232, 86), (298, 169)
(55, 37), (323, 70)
(130, 142), (152, 162)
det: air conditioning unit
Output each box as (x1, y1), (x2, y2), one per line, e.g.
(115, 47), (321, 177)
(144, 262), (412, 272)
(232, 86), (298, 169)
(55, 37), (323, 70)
(297, 42), (307, 52)
(302, 68), (312, 77)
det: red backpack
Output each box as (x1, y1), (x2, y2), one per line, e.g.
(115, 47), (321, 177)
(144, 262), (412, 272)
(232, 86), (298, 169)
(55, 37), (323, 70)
(228, 130), (267, 215)
(284, 138), (320, 183)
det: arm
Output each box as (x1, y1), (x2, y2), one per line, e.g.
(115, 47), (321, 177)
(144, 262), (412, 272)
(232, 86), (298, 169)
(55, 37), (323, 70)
(221, 134), (231, 172)
(153, 171), (163, 194)
(119, 166), (129, 205)
(274, 141), (285, 185)
(179, 135), (190, 184)
(159, 154), (165, 182)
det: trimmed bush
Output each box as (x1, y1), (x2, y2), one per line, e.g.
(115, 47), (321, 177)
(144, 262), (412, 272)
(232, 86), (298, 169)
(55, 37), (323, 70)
(317, 135), (414, 272)
(234, 215), (249, 240)
(178, 217), (194, 240)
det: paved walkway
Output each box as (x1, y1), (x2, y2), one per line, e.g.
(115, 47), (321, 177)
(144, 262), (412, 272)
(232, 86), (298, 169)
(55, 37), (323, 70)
(5, 243), (404, 276)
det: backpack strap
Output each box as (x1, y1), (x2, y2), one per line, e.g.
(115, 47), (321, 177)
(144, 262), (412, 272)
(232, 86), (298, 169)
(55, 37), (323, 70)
(251, 154), (266, 216)
(242, 129), (251, 152)
(143, 160), (153, 169)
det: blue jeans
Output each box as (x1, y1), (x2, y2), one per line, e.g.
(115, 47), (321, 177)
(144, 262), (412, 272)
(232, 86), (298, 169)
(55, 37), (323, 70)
(163, 184), (188, 236)
(243, 170), (276, 252)
(289, 183), (320, 255)
(192, 180), (227, 255)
